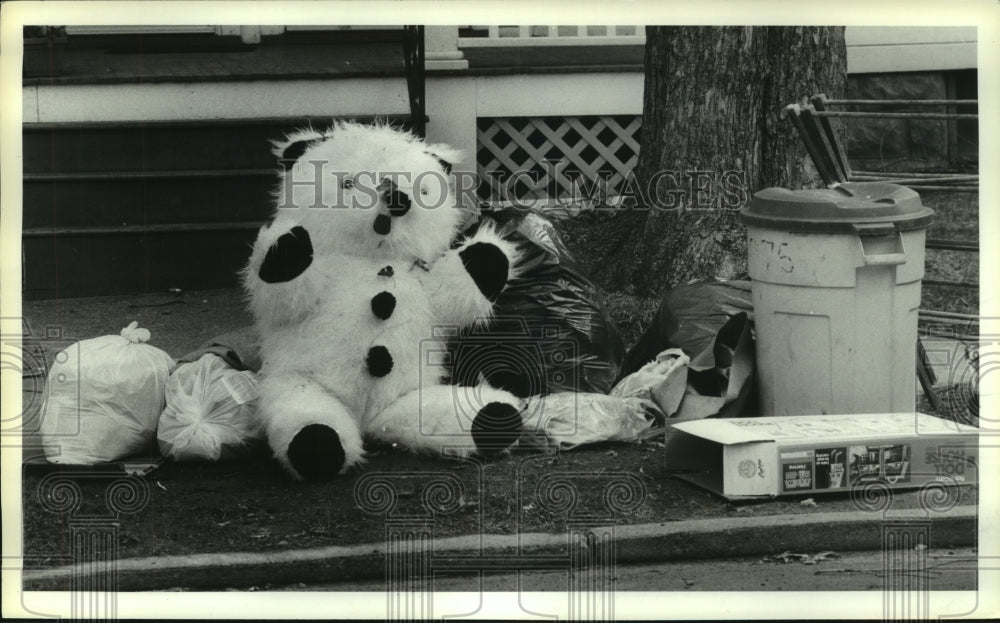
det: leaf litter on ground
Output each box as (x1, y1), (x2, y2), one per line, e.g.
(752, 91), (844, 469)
(763, 550), (840, 565)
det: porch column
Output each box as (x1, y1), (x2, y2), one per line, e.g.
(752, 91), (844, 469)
(425, 26), (468, 71)
(425, 76), (478, 211)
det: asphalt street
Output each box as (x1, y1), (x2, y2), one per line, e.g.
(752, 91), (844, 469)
(276, 547), (977, 592)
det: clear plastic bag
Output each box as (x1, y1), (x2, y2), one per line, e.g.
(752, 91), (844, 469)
(39, 321), (174, 464)
(613, 313), (757, 422)
(157, 353), (263, 462)
(520, 392), (656, 450)
(610, 348), (690, 418)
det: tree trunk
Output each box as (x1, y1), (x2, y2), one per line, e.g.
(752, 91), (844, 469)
(564, 26), (847, 296)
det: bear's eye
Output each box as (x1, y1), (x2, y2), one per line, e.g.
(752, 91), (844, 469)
(341, 177), (355, 190)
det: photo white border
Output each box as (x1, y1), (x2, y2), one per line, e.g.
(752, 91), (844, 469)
(2, 0), (997, 619)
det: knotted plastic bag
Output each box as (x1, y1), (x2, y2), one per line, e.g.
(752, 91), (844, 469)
(610, 348), (690, 417)
(157, 353), (263, 462)
(39, 321), (174, 464)
(520, 392), (658, 450)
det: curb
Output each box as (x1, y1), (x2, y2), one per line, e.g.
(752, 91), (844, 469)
(22, 505), (976, 591)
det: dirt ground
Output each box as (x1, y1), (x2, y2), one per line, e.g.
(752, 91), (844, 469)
(18, 287), (979, 566)
(21, 438), (979, 566)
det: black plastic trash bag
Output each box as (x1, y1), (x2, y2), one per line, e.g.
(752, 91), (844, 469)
(620, 279), (753, 380)
(676, 311), (757, 420)
(447, 208), (626, 397)
(616, 279), (757, 419)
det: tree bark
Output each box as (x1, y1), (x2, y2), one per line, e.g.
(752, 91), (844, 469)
(563, 26), (847, 296)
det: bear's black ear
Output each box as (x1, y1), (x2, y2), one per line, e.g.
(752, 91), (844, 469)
(434, 157), (453, 175)
(280, 140), (312, 163)
(425, 143), (462, 176)
(272, 129), (324, 163)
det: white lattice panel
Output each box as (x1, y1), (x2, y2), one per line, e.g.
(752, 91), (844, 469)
(476, 115), (641, 203)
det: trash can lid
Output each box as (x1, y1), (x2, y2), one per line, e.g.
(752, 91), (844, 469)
(741, 182), (934, 233)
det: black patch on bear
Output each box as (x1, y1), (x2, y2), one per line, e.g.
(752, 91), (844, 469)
(387, 188), (411, 217)
(459, 242), (509, 302)
(280, 139), (314, 163)
(378, 265), (394, 278)
(371, 291), (396, 320)
(259, 226), (313, 283)
(287, 424), (345, 482)
(373, 214), (392, 235)
(484, 369), (533, 399)
(366, 345), (394, 377)
(471, 402), (522, 455)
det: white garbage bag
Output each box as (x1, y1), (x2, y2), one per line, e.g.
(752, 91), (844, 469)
(610, 348), (690, 417)
(157, 353), (263, 462)
(39, 321), (174, 464)
(520, 392), (657, 450)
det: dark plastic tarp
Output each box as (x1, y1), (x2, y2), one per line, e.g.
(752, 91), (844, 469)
(619, 279), (757, 419)
(621, 279), (753, 379)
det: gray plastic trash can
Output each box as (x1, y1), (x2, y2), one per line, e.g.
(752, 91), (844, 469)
(741, 182), (934, 416)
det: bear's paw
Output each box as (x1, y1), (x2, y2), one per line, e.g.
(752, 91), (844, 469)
(259, 226), (313, 283)
(459, 243), (510, 302)
(287, 424), (346, 482)
(470, 401), (522, 456)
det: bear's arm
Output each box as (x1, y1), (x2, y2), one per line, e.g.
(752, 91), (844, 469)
(242, 213), (328, 329)
(421, 223), (521, 328)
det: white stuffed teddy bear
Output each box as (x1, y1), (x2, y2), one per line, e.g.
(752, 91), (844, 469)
(243, 121), (525, 481)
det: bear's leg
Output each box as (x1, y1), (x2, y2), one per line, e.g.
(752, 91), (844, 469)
(365, 385), (523, 458)
(258, 373), (364, 481)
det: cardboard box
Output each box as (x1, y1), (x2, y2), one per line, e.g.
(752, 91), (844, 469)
(663, 412), (978, 500)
